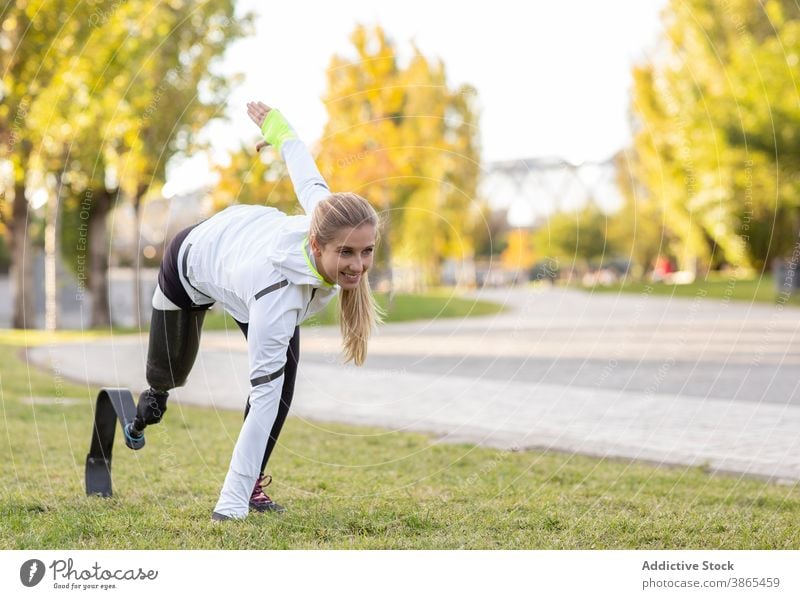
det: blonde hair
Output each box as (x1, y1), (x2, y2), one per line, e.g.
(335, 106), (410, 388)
(310, 192), (384, 366)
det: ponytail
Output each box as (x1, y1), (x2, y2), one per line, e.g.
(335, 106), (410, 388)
(339, 270), (384, 366)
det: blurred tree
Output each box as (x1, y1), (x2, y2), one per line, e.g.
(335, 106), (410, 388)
(211, 142), (297, 214)
(0, 234), (9, 274)
(473, 207), (510, 259)
(608, 151), (672, 279)
(2, 0), (247, 329)
(0, 0), (100, 328)
(626, 0), (800, 274)
(500, 228), (536, 272)
(627, 55), (720, 274)
(316, 25), (406, 291)
(533, 202), (615, 270)
(53, 0), (166, 327)
(315, 24), (483, 291)
(439, 83), (484, 287)
(115, 0), (250, 326)
(37, 0), (247, 327)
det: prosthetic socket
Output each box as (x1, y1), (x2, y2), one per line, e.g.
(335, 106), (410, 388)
(135, 308), (206, 427)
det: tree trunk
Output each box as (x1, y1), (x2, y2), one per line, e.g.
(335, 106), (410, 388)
(44, 164), (65, 331)
(11, 179), (34, 329)
(132, 184), (147, 329)
(382, 215), (394, 296)
(89, 188), (114, 328)
(380, 184), (395, 308)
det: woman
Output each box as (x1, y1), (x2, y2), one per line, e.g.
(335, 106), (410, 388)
(130, 101), (383, 521)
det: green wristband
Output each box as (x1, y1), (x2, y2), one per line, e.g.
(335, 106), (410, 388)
(260, 109), (297, 153)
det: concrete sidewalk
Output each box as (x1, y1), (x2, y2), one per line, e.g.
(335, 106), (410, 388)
(26, 286), (800, 483)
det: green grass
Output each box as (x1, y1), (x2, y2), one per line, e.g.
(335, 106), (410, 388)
(204, 290), (504, 330)
(2, 338), (800, 549)
(581, 274), (800, 305)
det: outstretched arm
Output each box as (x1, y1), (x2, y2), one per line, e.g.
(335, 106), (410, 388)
(247, 101), (330, 214)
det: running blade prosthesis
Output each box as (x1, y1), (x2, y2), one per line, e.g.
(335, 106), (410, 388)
(85, 388), (145, 497)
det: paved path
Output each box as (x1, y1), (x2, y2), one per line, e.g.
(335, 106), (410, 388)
(27, 286), (800, 483)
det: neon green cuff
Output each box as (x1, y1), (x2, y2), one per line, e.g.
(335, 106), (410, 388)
(260, 109), (297, 153)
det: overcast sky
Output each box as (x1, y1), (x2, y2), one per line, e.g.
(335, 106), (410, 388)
(164, 0), (667, 197)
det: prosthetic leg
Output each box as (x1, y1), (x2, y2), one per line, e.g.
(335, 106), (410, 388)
(125, 307), (207, 442)
(85, 226), (208, 497)
(85, 307), (205, 497)
(86, 387), (140, 496)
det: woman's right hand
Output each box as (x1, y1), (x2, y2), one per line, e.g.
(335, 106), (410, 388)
(249, 102), (297, 153)
(248, 101), (272, 152)
(247, 101), (272, 128)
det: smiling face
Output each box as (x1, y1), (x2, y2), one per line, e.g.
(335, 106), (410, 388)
(311, 224), (377, 289)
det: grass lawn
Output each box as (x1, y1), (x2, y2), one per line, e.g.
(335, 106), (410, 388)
(203, 290), (505, 330)
(2, 336), (800, 549)
(583, 273), (800, 306)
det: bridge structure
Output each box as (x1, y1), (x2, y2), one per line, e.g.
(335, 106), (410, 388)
(480, 156), (623, 227)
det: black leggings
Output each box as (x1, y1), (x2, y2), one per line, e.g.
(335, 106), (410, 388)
(235, 320), (299, 475)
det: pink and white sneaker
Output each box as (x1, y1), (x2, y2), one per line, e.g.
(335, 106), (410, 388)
(249, 474), (286, 513)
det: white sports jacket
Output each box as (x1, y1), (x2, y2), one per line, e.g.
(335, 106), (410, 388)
(179, 138), (338, 393)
